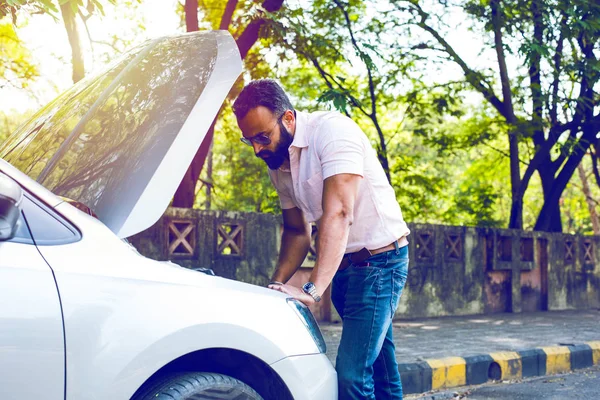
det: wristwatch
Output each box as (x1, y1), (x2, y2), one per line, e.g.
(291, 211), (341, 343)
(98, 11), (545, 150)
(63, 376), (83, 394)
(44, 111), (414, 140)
(302, 282), (321, 303)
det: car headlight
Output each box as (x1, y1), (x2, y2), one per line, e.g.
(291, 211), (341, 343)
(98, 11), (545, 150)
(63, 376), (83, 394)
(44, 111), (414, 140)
(287, 298), (327, 353)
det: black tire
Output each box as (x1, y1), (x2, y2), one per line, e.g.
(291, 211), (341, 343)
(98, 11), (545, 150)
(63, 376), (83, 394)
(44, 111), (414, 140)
(133, 372), (264, 400)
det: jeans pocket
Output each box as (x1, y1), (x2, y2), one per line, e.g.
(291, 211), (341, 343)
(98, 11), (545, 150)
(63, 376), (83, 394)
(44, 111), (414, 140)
(390, 262), (408, 317)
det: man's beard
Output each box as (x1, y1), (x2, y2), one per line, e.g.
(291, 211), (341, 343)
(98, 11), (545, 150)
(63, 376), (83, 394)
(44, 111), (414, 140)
(257, 120), (293, 170)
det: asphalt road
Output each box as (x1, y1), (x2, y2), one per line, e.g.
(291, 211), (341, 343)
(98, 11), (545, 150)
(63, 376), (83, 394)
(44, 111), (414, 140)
(462, 365), (600, 399)
(410, 365), (600, 400)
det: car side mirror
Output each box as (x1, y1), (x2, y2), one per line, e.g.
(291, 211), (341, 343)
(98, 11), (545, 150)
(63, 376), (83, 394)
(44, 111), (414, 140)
(0, 173), (23, 241)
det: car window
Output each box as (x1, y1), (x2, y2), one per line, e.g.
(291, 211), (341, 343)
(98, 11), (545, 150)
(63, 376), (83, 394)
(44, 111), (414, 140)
(21, 194), (80, 246)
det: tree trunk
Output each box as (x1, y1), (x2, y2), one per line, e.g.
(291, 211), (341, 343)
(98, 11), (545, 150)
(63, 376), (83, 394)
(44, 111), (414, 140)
(592, 141), (600, 189)
(507, 131), (523, 229)
(536, 164), (562, 232)
(535, 152), (562, 232)
(529, 0), (544, 130)
(508, 195), (523, 230)
(535, 30), (598, 232)
(205, 141), (214, 209)
(60, 2), (84, 83)
(577, 162), (600, 235)
(491, 0), (522, 230)
(185, 0), (199, 32)
(199, 0), (239, 209)
(236, 0), (284, 59)
(534, 195), (563, 233)
(172, 0), (285, 208)
(534, 129), (594, 232)
(171, 0), (201, 208)
(220, 0), (238, 29)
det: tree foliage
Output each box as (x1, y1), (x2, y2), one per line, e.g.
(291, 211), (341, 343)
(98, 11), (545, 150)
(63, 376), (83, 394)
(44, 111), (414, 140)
(1, 0), (116, 84)
(0, 21), (38, 89)
(2, 0), (599, 234)
(391, 0), (600, 232)
(172, 0), (284, 208)
(0, 0), (59, 22)
(196, 0), (599, 232)
(266, 0), (415, 182)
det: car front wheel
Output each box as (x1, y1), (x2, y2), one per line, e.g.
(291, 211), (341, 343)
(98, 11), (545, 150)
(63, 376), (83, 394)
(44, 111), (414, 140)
(134, 371), (263, 400)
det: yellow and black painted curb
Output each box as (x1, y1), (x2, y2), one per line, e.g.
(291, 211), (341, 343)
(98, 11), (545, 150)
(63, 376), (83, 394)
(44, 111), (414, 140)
(399, 341), (600, 394)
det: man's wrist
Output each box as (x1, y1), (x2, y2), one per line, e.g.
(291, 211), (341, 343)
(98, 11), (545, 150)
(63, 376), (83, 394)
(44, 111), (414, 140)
(302, 282), (321, 302)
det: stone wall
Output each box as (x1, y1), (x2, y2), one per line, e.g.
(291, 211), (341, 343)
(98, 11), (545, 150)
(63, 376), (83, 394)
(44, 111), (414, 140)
(130, 208), (281, 286)
(129, 208), (600, 321)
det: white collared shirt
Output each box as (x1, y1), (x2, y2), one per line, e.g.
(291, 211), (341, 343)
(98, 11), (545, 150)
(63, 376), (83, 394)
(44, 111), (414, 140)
(268, 110), (409, 253)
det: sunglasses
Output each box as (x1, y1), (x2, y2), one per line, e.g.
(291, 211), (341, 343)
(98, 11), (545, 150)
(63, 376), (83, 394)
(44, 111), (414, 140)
(240, 114), (283, 146)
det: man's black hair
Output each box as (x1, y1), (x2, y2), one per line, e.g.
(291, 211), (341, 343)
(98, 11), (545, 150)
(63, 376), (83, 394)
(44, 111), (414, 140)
(232, 79), (294, 120)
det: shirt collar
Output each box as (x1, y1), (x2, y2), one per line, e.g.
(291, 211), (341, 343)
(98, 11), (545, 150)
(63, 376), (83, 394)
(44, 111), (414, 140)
(290, 110), (309, 149)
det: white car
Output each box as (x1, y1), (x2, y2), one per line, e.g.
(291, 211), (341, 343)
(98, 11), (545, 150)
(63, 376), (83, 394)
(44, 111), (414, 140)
(0, 30), (337, 400)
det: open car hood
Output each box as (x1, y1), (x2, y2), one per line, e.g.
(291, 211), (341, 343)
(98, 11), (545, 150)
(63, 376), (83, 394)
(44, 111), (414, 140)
(0, 31), (241, 238)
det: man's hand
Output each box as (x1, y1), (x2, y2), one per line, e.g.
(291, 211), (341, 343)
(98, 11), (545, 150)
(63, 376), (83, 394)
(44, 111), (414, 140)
(268, 283), (315, 306)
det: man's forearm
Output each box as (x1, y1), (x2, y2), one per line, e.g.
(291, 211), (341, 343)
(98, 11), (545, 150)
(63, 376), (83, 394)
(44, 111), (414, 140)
(272, 228), (311, 284)
(309, 211), (351, 296)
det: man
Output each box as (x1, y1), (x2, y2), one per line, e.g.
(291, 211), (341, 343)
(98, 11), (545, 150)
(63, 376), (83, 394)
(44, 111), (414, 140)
(233, 79), (410, 399)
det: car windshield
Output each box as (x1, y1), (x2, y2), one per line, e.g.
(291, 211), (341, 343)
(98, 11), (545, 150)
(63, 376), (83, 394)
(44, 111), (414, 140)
(0, 34), (218, 219)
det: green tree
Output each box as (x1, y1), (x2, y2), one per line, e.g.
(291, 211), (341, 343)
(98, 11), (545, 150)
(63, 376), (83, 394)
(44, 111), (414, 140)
(392, 0), (600, 232)
(0, 21), (38, 89)
(266, 0), (416, 182)
(0, 0), (59, 22)
(173, 0), (285, 208)
(2, 0), (114, 84)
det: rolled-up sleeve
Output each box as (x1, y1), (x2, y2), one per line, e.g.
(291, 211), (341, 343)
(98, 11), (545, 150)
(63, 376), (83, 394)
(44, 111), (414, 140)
(316, 117), (365, 179)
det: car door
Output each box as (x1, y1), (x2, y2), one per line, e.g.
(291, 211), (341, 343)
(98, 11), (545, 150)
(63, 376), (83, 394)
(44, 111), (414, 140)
(0, 192), (66, 399)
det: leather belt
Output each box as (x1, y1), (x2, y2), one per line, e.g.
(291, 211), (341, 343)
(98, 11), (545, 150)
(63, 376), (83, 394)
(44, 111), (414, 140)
(338, 237), (408, 271)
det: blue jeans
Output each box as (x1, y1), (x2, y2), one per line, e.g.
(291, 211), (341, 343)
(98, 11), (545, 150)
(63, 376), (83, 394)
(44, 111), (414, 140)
(331, 244), (409, 400)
